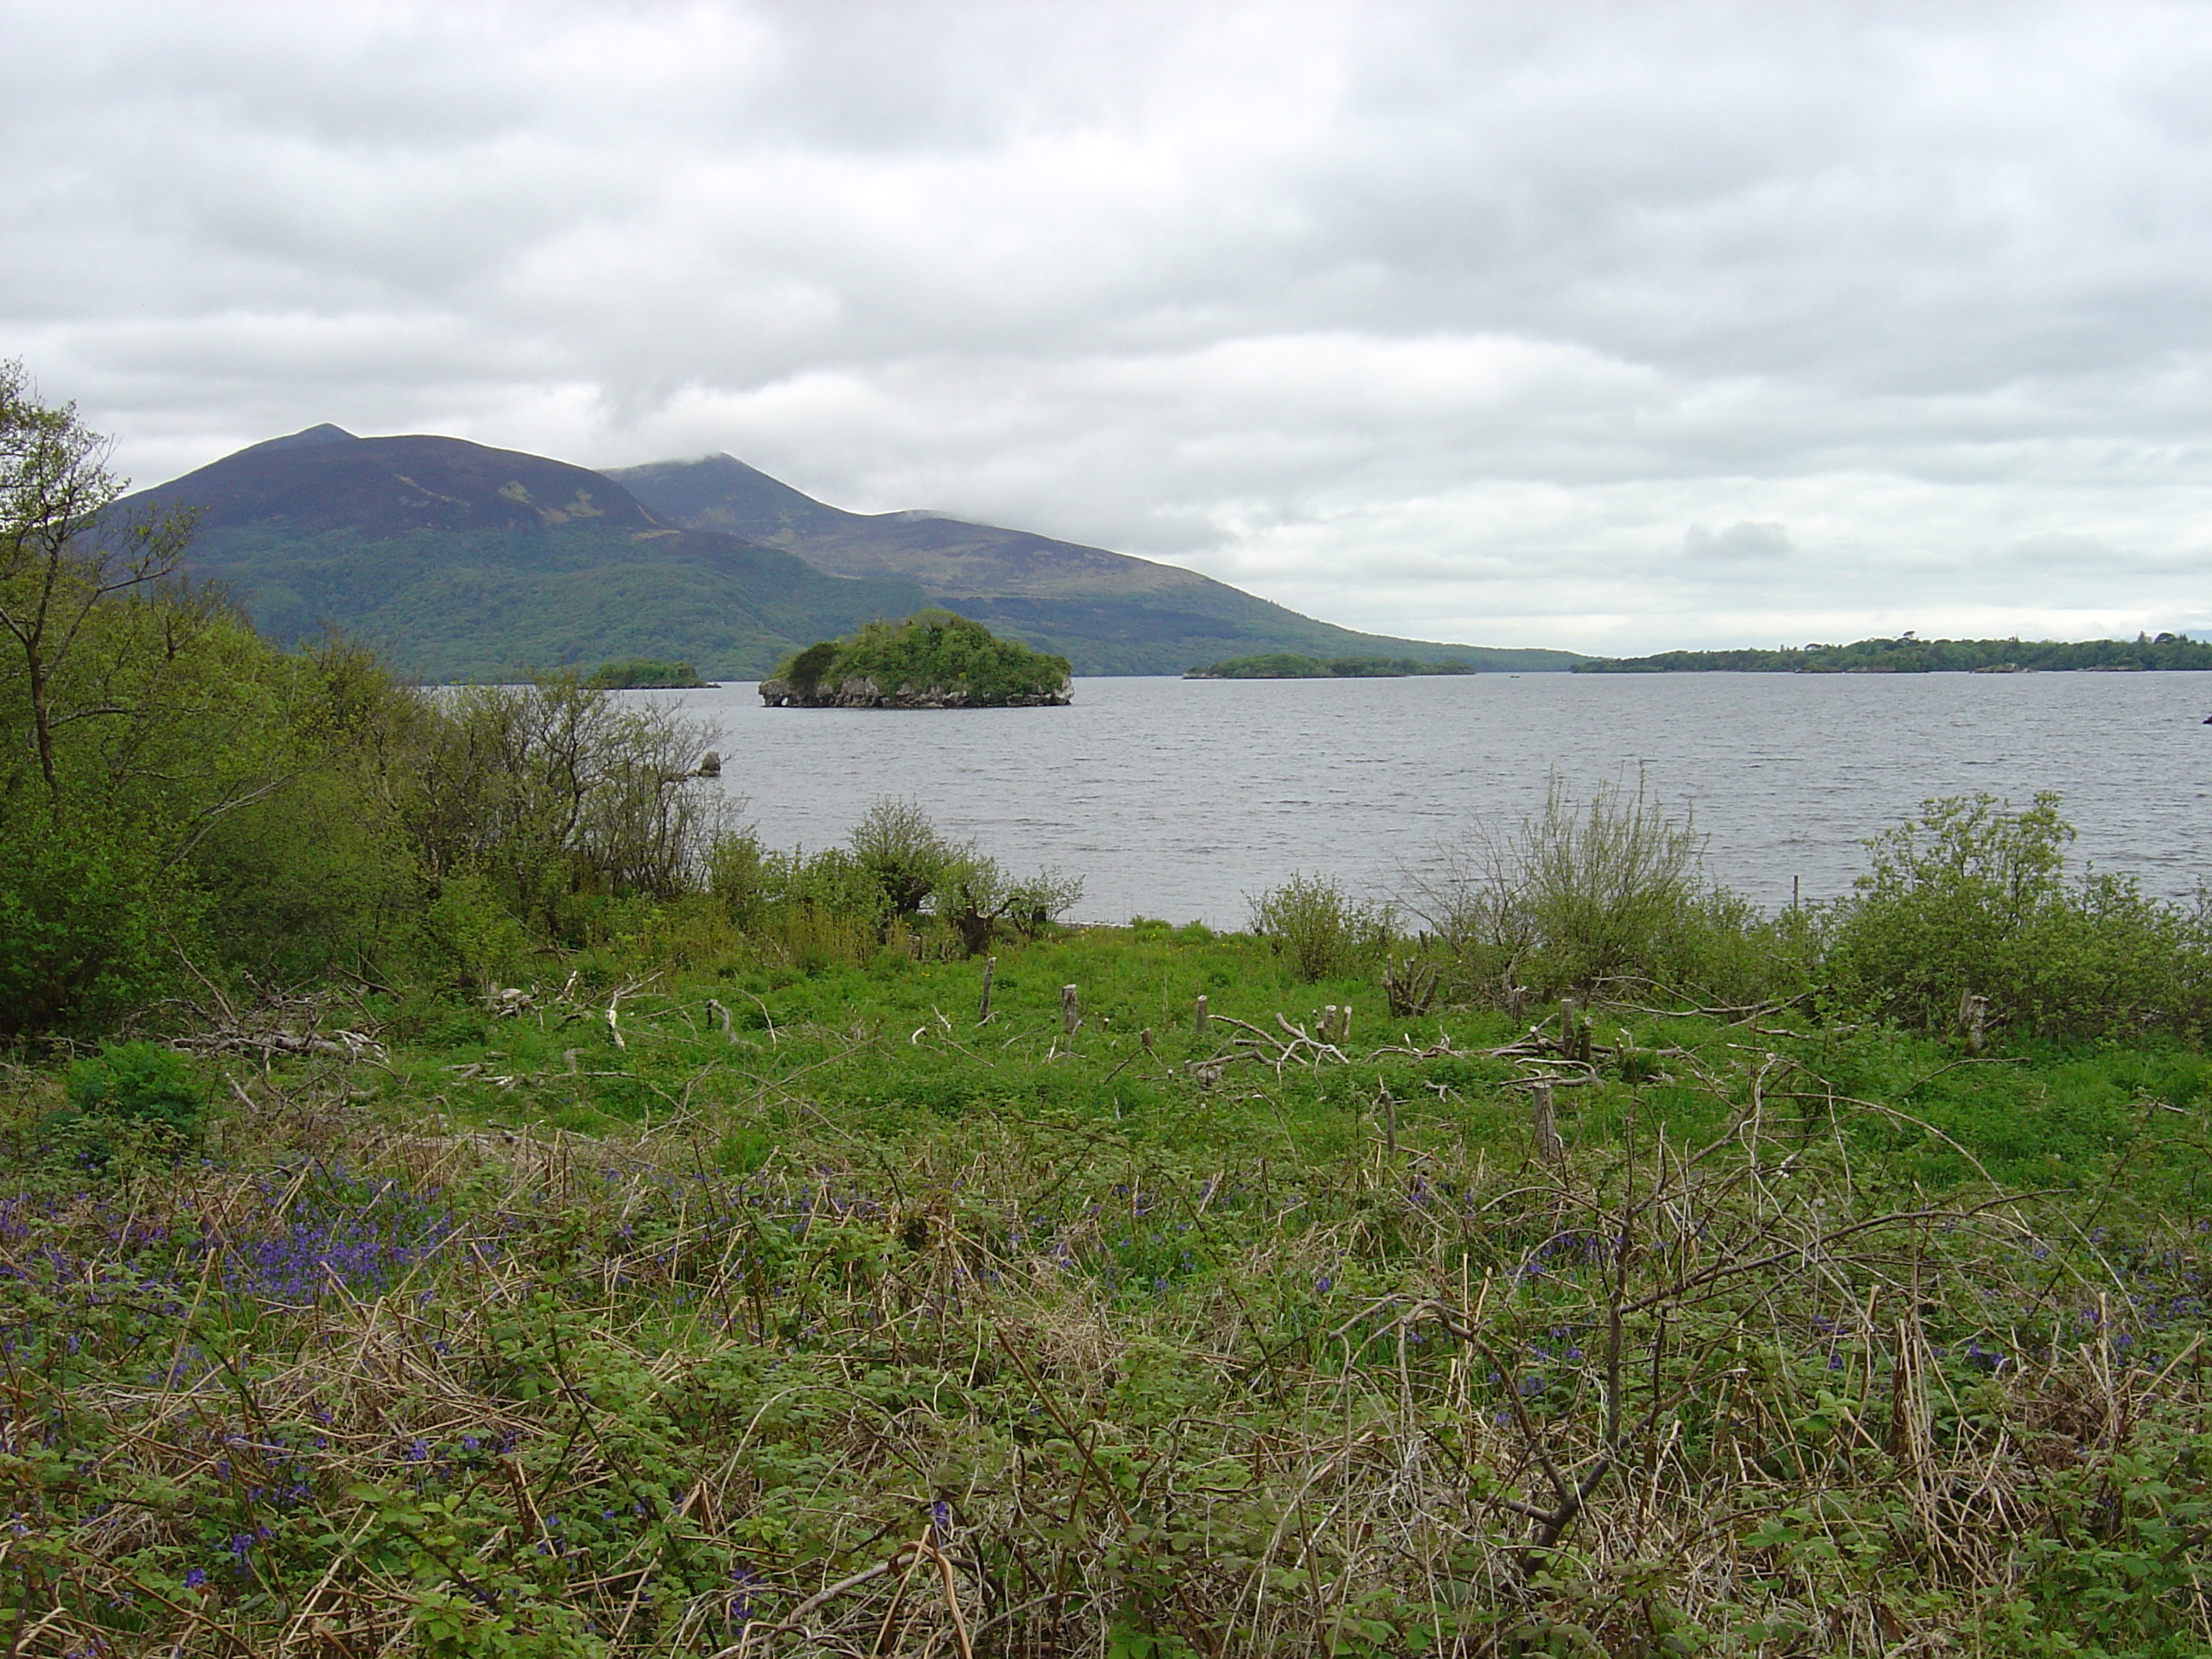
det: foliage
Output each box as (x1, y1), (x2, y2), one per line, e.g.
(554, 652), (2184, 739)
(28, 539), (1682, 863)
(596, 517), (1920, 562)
(1824, 792), (2212, 1039)
(768, 609), (1071, 705)
(1578, 629), (2212, 672)
(408, 675), (725, 946)
(847, 795), (952, 918)
(582, 658), (708, 689)
(63, 1040), (204, 1132)
(1186, 653), (1478, 678)
(0, 365), (339, 1032)
(1249, 870), (1394, 981)
(3, 925), (2210, 1656)
(703, 798), (1082, 961)
(0, 354), (740, 1033)
(1409, 775), (1806, 1004)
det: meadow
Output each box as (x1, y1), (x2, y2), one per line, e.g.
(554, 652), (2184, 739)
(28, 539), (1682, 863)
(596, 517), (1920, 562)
(8, 905), (2212, 1659)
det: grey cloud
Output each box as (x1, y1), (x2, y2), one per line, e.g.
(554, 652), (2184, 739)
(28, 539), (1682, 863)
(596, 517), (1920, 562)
(6, 0), (2212, 651)
(1685, 521), (1796, 562)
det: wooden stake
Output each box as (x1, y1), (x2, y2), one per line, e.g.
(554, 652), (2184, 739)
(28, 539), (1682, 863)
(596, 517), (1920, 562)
(1958, 991), (1990, 1056)
(1531, 1079), (1563, 1166)
(1062, 984), (1080, 1034)
(1193, 993), (1209, 1038)
(976, 956), (996, 1025)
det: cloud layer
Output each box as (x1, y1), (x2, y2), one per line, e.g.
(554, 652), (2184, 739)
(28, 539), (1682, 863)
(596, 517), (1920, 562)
(5, 0), (2208, 652)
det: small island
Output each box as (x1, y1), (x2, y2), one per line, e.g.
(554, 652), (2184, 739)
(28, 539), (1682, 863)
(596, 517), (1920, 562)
(760, 610), (1073, 708)
(1185, 652), (1479, 679)
(584, 657), (711, 689)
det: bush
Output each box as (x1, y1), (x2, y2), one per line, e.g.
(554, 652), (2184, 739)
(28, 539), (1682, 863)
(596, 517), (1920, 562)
(848, 796), (954, 919)
(65, 1040), (203, 1132)
(1825, 793), (2212, 1039)
(1249, 872), (1394, 981)
(1407, 777), (1802, 1004)
(45, 1040), (207, 1172)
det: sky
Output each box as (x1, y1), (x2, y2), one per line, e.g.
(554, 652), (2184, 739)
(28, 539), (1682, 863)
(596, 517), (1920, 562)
(3, 0), (2209, 655)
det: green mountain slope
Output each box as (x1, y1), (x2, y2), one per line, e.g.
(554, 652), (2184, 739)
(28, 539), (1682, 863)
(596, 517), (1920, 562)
(119, 428), (1580, 680)
(122, 429), (929, 680)
(608, 454), (1584, 674)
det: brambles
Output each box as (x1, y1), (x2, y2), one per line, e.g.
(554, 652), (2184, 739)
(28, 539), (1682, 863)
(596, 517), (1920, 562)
(64, 1040), (203, 1132)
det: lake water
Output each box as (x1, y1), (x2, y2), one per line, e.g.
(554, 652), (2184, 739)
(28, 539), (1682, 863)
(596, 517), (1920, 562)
(637, 673), (2212, 928)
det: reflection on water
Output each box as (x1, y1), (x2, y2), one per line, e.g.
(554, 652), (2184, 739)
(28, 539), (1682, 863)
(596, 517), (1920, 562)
(626, 673), (2212, 928)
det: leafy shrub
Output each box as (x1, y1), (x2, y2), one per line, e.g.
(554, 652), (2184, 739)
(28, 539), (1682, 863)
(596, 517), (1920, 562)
(931, 851), (1083, 956)
(1249, 871), (1394, 981)
(704, 828), (769, 926)
(42, 1040), (207, 1173)
(0, 832), (182, 1039)
(65, 1041), (203, 1132)
(848, 796), (953, 918)
(1825, 793), (2212, 1039)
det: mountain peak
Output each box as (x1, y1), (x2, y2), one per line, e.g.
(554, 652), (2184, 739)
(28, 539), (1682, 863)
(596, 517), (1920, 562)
(603, 453), (856, 543)
(125, 429), (660, 538)
(249, 422), (359, 453)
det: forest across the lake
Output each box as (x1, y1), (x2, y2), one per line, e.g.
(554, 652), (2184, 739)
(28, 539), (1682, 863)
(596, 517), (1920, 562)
(1577, 630), (2212, 673)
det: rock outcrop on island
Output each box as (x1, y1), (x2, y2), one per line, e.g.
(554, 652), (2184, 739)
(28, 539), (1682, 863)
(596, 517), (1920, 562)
(760, 611), (1073, 709)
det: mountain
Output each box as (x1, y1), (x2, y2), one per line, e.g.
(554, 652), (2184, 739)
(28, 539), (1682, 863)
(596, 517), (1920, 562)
(607, 455), (1583, 675)
(119, 428), (1582, 681)
(121, 428), (931, 682)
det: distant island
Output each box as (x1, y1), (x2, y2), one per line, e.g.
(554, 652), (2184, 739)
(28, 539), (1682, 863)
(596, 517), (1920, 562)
(1575, 632), (2212, 674)
(584, 657), (710, 689)
(1185, 653), (1481, 680)
(759, 610), (1073, 708)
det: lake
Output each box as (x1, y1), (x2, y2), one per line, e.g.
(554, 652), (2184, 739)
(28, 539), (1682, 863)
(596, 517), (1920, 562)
(633, 673), (2212, 928)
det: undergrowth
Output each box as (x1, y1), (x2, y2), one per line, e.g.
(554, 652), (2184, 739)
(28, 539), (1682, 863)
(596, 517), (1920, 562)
(2, 932), (2209, 1656)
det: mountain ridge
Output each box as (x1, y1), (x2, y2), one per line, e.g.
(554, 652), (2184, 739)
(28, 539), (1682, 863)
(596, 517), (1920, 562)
(118, 428), (1584, 678)
(608, 453), (1582, 674)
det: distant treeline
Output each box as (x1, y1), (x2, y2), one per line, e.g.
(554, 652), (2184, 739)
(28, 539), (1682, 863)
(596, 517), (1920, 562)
(1186, 653), (1480, 679)
(1575, 632), (2212, 674)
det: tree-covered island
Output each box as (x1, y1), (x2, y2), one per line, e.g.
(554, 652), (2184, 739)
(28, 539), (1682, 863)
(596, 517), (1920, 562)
(1575, 631), (2212, 673)
(1185, 652), (1479, 678)
(583, 657), (710, 689)
(759, 608), (1073, 707)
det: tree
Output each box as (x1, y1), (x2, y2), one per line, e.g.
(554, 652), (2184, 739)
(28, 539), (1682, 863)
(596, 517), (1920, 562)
(0, 361), (199, 813)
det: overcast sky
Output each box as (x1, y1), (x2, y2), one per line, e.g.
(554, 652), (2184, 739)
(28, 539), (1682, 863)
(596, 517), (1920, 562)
(4, 1), (2208, 654)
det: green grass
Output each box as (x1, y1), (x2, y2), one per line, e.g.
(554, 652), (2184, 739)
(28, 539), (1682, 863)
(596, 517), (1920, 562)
(5, 927), (2212, 1656)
